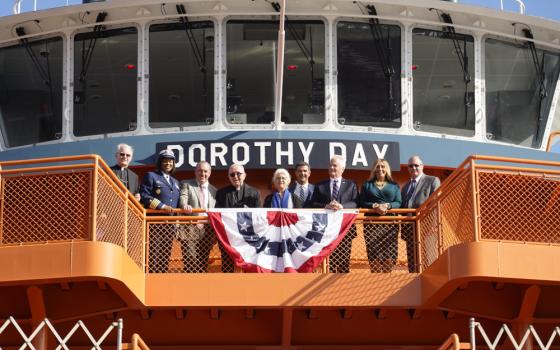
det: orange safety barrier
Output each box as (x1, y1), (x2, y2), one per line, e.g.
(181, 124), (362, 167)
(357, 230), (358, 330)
(123, 334), (151, 350)
(0, 155), (145, 268)
(417, 155), (560, 271)
(2, 154), (560, 274)
(144, 213), (417, 274)
(436, 334), (470, 350)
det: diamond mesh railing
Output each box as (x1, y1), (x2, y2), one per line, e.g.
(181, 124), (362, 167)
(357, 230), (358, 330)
(145, 213), (416, 274)
(0, 155), (146, 270)
(2, 154), (560, 274)
(417, 155), (560, 271)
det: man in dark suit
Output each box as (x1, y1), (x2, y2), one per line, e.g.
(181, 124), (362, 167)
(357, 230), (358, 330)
(288, 161), (315, 208)
(401, 155), (441, 272)
(140, 149), (181, 273)
(215, 164), (261, 272)
(110, 143), (140, 200)
(310, 155), (358, 273)
(179, 161), (217, 273)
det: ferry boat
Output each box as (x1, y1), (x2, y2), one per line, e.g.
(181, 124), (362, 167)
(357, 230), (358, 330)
(0, 0), (559, 349)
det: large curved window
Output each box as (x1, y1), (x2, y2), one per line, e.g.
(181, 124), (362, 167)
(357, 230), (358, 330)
(149, 21), (214, 128)
(337, 21), (401, 127)
(0, 37), (63, 147)
(485, 38), (560, 147)
(73, 27), (137, 136)
(226, 20), (325, 124)
(412, 28), (475, 136)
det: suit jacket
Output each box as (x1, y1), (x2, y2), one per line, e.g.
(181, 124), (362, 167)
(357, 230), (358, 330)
(110, 165), (139, 194)
(401, 174), (441, 209)
(263, 191), (302, 208)
(288, 183), (315, 208)
(140, 171), (181, 210)
(309, 178), (358, 209)
(216, 183), (261, 208)
(179, 179), (217, 212)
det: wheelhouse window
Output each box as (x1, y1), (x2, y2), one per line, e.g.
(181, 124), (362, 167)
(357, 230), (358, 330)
(0, 37), (63, 147)
(226, 20), (325, 125)
(149, 21), (214, 128)
(412, 28), (475, 136)
(485, 38), (560, 147)
(337, 21), (401, 127)
(73, 27), (137, 136)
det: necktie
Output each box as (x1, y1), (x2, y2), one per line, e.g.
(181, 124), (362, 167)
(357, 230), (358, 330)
(332, 180), (339, 201)
(299, 185), (306, 204)
(406, 179), (417, 206)
(199, 185), (207, 209)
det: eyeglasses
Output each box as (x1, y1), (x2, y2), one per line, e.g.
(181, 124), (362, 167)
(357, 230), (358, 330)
(229, 172), (244, 178)
(408, 164), (422, 168)
(119, 152), (132, 158)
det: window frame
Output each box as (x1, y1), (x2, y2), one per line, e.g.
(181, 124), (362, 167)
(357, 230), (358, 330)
(145, 17), (218, 133)
(0, 33), (66, 149)
(69, 23), (141, 140)
(332, 17), (406, 134)
(222, 15), (329, 129)
(482, 34), (560, 149)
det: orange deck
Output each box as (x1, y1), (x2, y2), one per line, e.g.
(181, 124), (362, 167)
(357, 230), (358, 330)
(0, 155), (559, 349)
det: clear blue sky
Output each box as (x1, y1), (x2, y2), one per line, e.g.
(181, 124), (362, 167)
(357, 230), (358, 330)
(0, 0), (559, 21)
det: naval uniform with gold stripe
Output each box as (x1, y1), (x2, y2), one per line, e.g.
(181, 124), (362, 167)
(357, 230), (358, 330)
(140, 171), (180, 273)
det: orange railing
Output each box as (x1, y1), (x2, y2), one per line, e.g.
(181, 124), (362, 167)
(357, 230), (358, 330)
(0, 155), (145, 268)
(1, 154), (560, 274)
(417, 155), (560, 270)
(144, 211), (417, 273)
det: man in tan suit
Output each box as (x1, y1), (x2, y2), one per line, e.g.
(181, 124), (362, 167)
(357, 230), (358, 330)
(179, 161), (217, 272)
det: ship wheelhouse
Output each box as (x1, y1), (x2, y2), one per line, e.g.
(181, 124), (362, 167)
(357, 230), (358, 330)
(1, 1), (560, 350)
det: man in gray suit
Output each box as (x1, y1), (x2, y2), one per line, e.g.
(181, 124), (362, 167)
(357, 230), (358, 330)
(179, 161), (217, 272)
(401, 155), (440, 272)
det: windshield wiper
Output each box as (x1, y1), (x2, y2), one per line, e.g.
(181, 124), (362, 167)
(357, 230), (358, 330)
(78, 12), (107, 84)
(176, 4), (207, 74)
(523, 28), (547, 147)
(437, 12), (472, 127)
(357, 3), (397, 121)
(16, 27), (50, 86)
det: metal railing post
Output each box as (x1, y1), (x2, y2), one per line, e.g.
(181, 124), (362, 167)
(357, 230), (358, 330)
(117, 318), (123, 350)
(91, 158), (99, 241)
(470, 159), (480, 242)
(123, 196), (128, 253)
(470, 317), (476, 350)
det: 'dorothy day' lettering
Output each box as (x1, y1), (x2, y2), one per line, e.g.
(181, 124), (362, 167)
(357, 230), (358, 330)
(158, 140), (400, 171)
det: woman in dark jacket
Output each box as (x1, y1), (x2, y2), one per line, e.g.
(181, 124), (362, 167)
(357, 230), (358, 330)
(359, 159), (402, 272)
(263, 168), (302, 208)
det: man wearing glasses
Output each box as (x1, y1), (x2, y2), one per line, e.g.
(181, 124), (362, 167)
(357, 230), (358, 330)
(111, 143), (140, 201)
(401, 155), (440, 272)
(215, 163), (261, 272)
(216, 164), (261, 209)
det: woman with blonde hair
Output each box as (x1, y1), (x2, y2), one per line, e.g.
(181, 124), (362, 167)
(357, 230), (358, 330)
(359, 159), (402, 272)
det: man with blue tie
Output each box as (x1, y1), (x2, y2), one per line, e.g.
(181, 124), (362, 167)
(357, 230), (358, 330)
(289, 161), (314, 208)
(401, 155), (440, 272)
(310, 155), (358, 272)
(140, 149), (181, 273)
